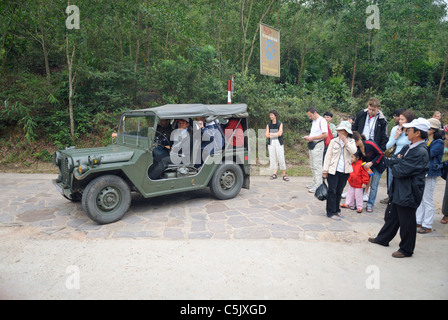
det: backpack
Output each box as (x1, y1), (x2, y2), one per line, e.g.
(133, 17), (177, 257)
(324, 124), (333, 147)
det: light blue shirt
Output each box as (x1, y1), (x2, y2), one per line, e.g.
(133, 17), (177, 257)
(386, 125), (410, 155)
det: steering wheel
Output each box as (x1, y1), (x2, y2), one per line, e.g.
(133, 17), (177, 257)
(153, 130), (171, 148)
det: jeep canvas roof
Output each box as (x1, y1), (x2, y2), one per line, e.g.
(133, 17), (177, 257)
(126, 104), (248, 120)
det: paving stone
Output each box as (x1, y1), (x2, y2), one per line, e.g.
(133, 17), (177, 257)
(188, 232), (213, 239)
(233, 227), (271, 239)
(0, 213), (12, 223)
(113, 230), (158, 238)
(163, 228), (184, 239)
(207, 220), (226, 233)
(191, 221), (206, 232)
(17, 209), (56, 223)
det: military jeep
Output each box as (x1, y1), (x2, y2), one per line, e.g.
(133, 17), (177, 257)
(53, 104), (250, 224)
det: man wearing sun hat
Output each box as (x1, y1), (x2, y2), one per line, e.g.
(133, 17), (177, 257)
(369, 118), (430, 258)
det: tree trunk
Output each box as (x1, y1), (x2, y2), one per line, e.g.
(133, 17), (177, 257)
(351, 22), (362, 97)
(404, 17), (412, 75)
(38, 7), (51, 85)
(134, 0), (141, 73)
(297, 3), (315, 87)
(66, 0), (75, 141)
(240, 0), (254, 73)
(436, 42), (448, 109)
(244, 0), (276, 74)
(66, 37), (76, 141)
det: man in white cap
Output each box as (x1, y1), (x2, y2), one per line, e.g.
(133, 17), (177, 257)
(369, 118), (430, 258)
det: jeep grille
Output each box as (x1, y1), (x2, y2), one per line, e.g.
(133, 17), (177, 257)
(61, 156), (71, 186)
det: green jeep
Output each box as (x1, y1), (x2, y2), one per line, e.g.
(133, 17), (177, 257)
(53, 104), (250, 224)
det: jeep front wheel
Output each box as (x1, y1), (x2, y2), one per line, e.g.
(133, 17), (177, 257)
(82, 175), (131, 224)
(209, 163), (243, 200)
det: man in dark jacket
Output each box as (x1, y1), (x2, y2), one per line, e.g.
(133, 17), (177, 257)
(369, 118), (430, 258)
(352, 98), (388, 151)
(352, 98), (388, 211)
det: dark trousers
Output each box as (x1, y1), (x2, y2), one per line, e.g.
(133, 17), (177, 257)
(443, 178), (448, 217)
(148, 155), (172, 180)
(326, 171), (349, 217)
(374, 203), (417, 257)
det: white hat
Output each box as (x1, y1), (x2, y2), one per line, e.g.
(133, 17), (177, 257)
(402, 118), (430, 132)
(428, 118), (441, 129)
(335, 121), (353, 135)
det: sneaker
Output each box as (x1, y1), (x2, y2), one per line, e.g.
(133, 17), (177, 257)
(363, 193), (369, 202)
(308, 187), (317, 193)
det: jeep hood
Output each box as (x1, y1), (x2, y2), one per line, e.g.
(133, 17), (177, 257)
(60, 145), (135, 164)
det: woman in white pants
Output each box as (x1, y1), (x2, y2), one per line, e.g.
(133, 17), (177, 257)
(266, 110), (289, 181)
(416, 119), (444, 233)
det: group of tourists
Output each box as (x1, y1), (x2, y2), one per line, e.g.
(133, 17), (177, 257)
(266, 99), (447, 258)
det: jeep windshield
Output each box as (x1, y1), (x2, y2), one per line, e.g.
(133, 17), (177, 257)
(117, 113), (156, 148)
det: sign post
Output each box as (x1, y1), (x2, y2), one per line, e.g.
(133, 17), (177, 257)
(259, 23), (280, 77)
(227, 75), (234, 104)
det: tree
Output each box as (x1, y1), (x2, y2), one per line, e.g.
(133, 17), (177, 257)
(297, 1), (315, 87)
(436, 42), (448, 109)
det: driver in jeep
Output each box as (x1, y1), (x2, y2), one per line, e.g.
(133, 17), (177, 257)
(149, 118), (192, 180)
(153, 118), (173, 161)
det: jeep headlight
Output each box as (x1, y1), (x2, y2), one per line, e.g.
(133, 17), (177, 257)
(88, 156), (102, 166)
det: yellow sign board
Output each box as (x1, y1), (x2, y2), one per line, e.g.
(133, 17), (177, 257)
(260, 24), (280, 77)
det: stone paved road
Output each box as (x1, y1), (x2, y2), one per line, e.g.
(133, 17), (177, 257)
(1, 173), (447, 300)
(1, 173), (447, 241)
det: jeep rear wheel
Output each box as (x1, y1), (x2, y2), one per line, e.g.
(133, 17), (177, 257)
(82, 175), (131, 225)
(209, 163), (243, 200)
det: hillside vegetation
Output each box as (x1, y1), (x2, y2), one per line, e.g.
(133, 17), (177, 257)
(1, 0), (448, 171)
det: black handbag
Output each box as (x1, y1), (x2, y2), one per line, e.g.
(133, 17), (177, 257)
(307, 140), (322, 150)
(441, 161), (448, 181)
(314, 179), (328, 201)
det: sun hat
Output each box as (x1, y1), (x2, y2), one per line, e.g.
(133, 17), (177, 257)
(428, 118), (441, 129)
(402, 118), (431, 132)
(335, 121), (353, 135)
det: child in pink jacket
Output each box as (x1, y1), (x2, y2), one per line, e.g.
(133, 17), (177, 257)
(341, 152), (370, 213)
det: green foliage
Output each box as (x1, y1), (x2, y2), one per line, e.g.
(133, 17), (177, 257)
(1, 100), (37, 142)
(1, 0), (447, 164)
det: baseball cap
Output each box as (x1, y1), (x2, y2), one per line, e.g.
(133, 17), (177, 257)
(428, 118), (441, 129)
(402, 118), (431, 132)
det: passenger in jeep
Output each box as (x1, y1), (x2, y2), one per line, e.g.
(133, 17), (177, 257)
(194, 117), (224, 167)
(149, 118), (192, 180)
